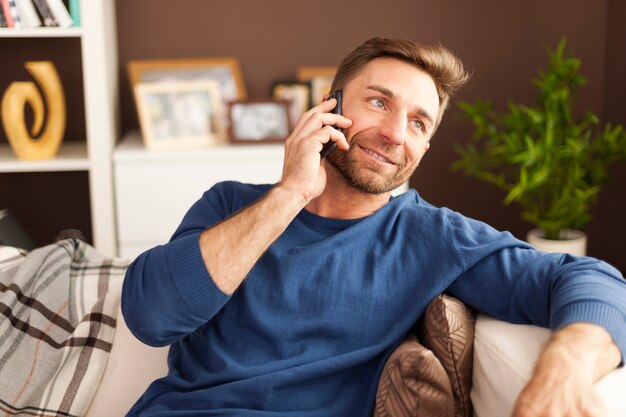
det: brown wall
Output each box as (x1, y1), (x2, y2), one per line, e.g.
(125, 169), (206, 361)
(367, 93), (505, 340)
(597, 0), (626, 272)
(116, 0), (625, 272)
(1, 1), (622, 270)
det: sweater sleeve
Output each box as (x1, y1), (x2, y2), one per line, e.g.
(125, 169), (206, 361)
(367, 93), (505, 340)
(443, 211), (626, 362)
(121, 183), (237, 347)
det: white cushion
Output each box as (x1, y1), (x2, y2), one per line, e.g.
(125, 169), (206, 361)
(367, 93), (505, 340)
(85, 304), (169, 417)
(471, 314), (626, 417)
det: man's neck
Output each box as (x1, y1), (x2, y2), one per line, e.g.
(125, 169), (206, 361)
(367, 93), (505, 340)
(304, 171), (392, 219)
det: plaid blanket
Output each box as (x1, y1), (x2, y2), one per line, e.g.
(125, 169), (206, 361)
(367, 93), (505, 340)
(0, 238), (129, 417)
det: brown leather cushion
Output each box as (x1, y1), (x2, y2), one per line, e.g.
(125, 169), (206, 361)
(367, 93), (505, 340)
(419, 294), (476, 417)
(373, 335), (454, 417)
(373, 294), (476, 417)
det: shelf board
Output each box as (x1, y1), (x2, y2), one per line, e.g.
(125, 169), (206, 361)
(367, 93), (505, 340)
(0, 142), (90, 173)
(0, 27), (82, 38)
(115, 131), (285, 164)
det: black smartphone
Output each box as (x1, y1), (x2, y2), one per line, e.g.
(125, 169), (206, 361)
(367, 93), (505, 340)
(320, 90), (343, 159)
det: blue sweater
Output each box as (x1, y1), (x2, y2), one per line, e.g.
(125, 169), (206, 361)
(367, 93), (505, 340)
(122, 182), (626, 416)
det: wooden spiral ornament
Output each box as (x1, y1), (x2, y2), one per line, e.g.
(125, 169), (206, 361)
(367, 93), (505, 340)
(1, 61), (66, 160)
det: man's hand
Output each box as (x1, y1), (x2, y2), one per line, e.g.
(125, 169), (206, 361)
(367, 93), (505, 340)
(512, 323), (621, 417)
(280, 98), (351, 204)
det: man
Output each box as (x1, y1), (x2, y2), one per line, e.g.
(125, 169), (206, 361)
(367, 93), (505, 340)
(122, 38), (625, 416)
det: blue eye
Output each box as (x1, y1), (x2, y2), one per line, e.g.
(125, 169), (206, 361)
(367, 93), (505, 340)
(411, 120), (424, 131)
(371, 98), (385, 108)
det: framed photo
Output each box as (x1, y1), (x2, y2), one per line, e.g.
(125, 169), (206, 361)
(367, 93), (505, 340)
(228, 100), (291, 144)
(297, 66), (337, 106)
(271, 81), (311, 126)
(135, 80), (225, 150)
(128, 57), (247, 103)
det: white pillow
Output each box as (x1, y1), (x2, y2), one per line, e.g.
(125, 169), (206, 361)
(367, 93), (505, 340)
(471, 314), (626, 417)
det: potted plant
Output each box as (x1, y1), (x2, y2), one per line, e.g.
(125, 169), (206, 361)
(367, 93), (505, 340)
(453, 39), (626, 255)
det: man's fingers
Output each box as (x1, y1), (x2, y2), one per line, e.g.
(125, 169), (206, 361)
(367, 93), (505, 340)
(294, 125), (348, 155)
(295, 113), (351, 141)
(290, 98), (338, 137)
(324, 125), (350, 151)
(290, 99), (352, 139)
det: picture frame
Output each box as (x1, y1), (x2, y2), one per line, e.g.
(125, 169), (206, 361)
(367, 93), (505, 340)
(271, 81), (311, 127)
(228, 99), (291, 144)
(296, 66), (337, 106)
(135, 80), (225, 150)
(128, 57), (247, 104)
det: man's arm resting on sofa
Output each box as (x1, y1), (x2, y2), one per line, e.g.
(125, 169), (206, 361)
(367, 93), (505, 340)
(512, 322), (621, 417)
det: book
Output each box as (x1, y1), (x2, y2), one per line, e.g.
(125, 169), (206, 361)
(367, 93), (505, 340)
(15, 0), (41, 27)
(44, 0), (72, 27)
(0, 209), (35, 251)
(7, 0), (22, 28)
(0, 0), (14, 27)
(0, 4), (7, 27)
(12, 0), (27, 25)
(68, 0), (77, 26)
(31, 0), (56, 26)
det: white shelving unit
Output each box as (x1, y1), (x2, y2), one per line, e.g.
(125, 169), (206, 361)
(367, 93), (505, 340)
(0, 0), (119, 256)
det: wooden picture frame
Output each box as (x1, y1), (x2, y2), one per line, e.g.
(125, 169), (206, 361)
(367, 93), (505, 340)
(296, 66), (337, 106)
(228, 99), (291, 144)
(271, 81), (311, 127)
(128, 57), (247, 104)
(135, 80), (225, 150)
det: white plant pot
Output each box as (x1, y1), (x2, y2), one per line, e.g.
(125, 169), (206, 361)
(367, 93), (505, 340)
(526, 228), (587, 256)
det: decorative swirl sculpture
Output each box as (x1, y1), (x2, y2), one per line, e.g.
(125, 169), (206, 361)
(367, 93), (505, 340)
(1, 61), (66, 160)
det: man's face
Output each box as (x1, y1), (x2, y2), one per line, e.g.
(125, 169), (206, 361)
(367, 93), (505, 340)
(327, 57), (440, 194)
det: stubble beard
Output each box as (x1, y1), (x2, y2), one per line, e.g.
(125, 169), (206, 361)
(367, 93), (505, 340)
(326, 132), (413, 194)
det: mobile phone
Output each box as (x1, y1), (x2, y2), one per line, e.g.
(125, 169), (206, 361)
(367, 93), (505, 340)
(320, 90), (343, 159)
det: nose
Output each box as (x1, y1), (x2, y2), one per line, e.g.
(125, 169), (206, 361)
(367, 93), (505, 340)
(378, 111), (406, 146)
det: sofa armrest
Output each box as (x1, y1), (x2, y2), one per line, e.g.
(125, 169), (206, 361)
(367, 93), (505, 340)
(85, 304), (169, 417)
(471, 314), (626, 417)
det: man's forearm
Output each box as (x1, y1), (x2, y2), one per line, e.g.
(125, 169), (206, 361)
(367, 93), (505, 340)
(513, 322), (621, 416)
(199, 185), (306, 295)
(544, 323), (621, 381)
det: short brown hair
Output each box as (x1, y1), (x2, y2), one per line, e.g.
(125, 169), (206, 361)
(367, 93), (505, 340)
(331, 37), (469, 129)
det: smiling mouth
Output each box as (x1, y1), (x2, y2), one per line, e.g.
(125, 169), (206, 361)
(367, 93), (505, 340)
(360, 146), (394, 164)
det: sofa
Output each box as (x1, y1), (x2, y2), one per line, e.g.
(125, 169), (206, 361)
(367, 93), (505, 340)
(85, 298), (626, 417)
(1, 240), (624, 417)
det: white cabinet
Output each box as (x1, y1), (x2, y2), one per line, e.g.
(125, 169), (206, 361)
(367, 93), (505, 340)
(0, 0), (119, 256)
(114, 132), (284, 259)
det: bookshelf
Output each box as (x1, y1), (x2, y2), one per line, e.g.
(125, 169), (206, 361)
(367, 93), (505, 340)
(0, 0), (119, 256)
